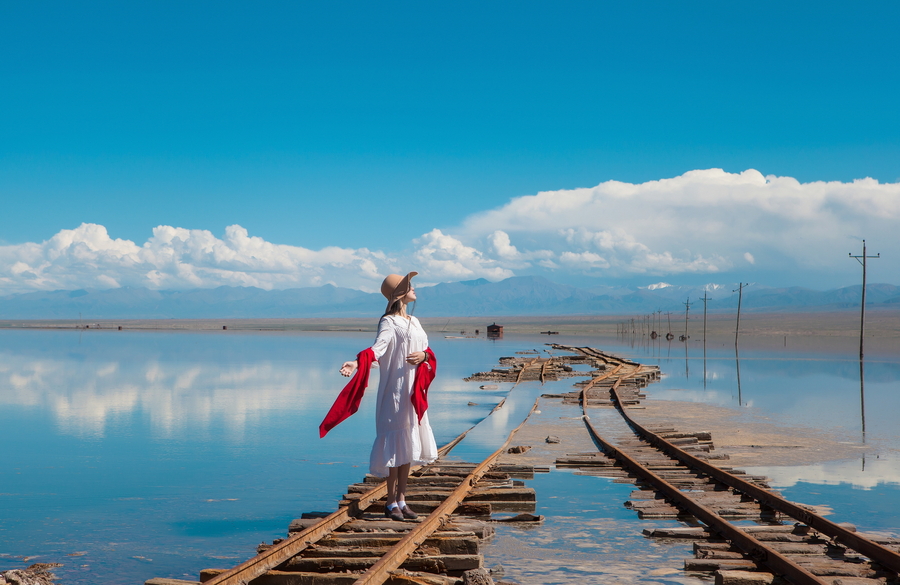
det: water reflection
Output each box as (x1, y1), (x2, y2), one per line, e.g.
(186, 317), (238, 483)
(0, 329), (571, 584)
(604, 335), (900, 457)
(860, 359), (867, 444)
(747, 455), (900, 490)
(0, 352), (312, 440)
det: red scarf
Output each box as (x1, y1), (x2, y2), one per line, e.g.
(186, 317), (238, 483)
(319, 347), (437, 437)
(319, 348), (375, 438)
(412, 348), (436, 423)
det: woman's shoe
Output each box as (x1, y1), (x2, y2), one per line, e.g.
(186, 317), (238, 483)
(399, 504), (418, 519)
(385, 505), (405, 521)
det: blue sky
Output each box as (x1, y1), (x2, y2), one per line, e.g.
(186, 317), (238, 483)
(1, 1), (899, 294)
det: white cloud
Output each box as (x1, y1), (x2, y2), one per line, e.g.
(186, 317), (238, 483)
(412, 229), (514, 281)
(456, 168), (900, 280)
(2, 169), (900, 294)
(0, 223), (397, 294)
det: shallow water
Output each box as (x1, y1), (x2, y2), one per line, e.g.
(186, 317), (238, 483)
(1, 329), (898, 584)
(603, 333), (900, 538)
(0, 329), (533, 583)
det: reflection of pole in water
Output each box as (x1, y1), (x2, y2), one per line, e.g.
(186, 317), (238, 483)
(684, 336), (690, 379)
(860, 359), (867, 472)
(701, 293), (709, 389)
(735, 346), (743, 406)
(859, 359), (866, 444)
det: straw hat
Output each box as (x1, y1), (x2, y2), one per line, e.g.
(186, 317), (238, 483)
(381, 271), (418, 313)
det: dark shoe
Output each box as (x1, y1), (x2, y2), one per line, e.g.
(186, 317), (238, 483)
(399, 504), (418, 519)
(385, 505), (404, 521)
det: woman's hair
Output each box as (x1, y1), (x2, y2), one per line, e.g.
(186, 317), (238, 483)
(384, 299), (403, 316)
(383, 298), (417, 317)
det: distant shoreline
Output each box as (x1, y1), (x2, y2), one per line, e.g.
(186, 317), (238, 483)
(3, 310), (900, 357)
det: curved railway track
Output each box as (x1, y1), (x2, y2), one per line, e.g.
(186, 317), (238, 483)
(550, 344), (900, 585)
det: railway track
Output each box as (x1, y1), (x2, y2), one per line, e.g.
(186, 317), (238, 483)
(547, 345), (900, 585)
(146, 345), (899, 585)
(146, 399), (542, 585)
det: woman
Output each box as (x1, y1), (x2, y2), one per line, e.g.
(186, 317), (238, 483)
(329, 271), (438, 521)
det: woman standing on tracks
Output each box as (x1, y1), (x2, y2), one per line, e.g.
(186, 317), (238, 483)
(319, 271), (437, 522)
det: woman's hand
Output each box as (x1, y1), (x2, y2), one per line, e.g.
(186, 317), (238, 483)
(406, 351), (427, 365)
(340, 360), (358, 377)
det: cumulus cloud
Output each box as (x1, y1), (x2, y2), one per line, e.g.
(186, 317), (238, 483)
(2, 169), (899, 294)
(412, 229), (514, 282)
(0, 223), (397, 294)
(457, 168), (900, 280)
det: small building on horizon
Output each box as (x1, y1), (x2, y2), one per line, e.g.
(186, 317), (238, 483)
(486, 322), (503, 339)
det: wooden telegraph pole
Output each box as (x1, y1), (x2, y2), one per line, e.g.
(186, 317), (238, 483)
(849, 240), (880, 360)
(733, 283), (749, 349)
(681, 297), (691, 341)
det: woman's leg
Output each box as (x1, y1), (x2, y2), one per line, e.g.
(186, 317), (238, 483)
(396, 463), (411, 503)
(386, 466), (399, 507)
(396, 463), (417, 518)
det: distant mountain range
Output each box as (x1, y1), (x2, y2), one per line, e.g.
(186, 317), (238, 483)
(1, 276), (899, 319)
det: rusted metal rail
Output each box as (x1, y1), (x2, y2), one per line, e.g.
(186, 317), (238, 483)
(194, 395), (540, 585)
(202, 414), (485, 585)
(608, 384), (900, 576)
(581, 390), (827, 585)
(355, 397), (540, 585)
(558, 345), (900, 583)
(513, 356), (540, 387)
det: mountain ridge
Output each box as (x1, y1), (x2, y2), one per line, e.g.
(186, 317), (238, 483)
(1, 276), (898, 319)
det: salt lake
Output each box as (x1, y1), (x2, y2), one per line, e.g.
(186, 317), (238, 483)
(1, 328), (897, 584)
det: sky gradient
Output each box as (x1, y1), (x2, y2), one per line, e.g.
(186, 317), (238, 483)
(2, 2), (898, 294)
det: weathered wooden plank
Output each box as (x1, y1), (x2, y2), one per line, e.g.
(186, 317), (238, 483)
(643, 527), (710, 538)
(343, 501), (494, 517)
(317, 532), (479, 555)
(685, 558), (759, 571)
(714, 570), (784, 585)
(200, 570), (459, 585)
(281, 554), (482, 573)
(288, 518), (494, 538)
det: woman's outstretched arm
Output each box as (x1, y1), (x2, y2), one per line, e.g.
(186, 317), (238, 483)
(340, 360), (358, 377)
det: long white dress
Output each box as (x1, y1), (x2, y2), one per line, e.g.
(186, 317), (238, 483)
(368, 314), (438, 477)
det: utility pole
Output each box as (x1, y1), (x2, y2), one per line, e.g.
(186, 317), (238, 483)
(733, 283), (748, 349)
(681, 297), (691, 341)
(701, 292), (709, 348)
(849, 240), (880, 360)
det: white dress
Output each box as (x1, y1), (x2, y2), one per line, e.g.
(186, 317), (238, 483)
(368, 314), (438, 477)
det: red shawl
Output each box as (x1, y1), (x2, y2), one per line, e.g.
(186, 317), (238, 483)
(319, 347), (438, 437)
(411, 348), (437, 423)
(319, 348), (375, 438)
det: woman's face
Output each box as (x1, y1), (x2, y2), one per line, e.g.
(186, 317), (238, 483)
(401, 285), (416, 303)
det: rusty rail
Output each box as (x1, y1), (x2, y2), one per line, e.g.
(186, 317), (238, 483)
(354, 397), (541, 585)
(608, 384), (900, 575)
(539, 357), (554, 384)
(513, 356), (541, 388)
(568, 362), (900, 584)
(580, 384), (827, 585)
(204, 412), (487, 585)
